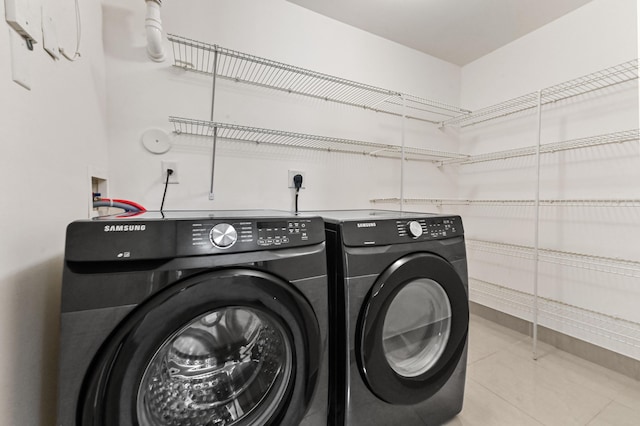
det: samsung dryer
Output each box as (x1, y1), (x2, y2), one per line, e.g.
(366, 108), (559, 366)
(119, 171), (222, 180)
(316, 210), (469, 426)
(57, 210), (328, 426)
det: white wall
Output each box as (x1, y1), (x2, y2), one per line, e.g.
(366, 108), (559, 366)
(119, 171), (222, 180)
(1, 1), (637, 424)
(102, 0), (461, 212)
(458, 0), (640, 358)
(0, 1), (108, 425)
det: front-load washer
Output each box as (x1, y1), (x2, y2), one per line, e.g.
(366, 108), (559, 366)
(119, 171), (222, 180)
(57, 210), (328, 426)
(311, 210), (469, 426)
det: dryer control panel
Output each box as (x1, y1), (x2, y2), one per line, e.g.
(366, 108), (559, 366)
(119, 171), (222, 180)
(177, 217), (323, 256)
(341, 215), (463, 247)
(396, 217), (460, 239)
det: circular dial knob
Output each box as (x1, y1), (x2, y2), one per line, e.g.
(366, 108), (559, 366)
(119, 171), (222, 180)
(407, 221), (423, 238)
(209, 223), (238, 248)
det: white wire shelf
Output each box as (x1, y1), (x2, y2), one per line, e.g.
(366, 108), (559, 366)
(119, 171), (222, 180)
(169, 117), (466, 161)
(467, 239), (640, 278)
(444, 59), (638, 127)
(441, 129), (640, 165)
(370, 198), (640, 207)
(470, 278), (640, 350)
(167, 34), (470, 124)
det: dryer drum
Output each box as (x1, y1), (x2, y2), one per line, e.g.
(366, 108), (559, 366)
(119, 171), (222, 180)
(357, 252), (469, 405)
(381, 278), (452, 378)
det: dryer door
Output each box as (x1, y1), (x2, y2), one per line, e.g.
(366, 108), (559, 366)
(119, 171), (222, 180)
(357, 252), (468, 405)
(79, 268), (321, 426)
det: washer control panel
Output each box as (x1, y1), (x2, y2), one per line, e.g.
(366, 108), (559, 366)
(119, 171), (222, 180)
(177, 217), (322, 256)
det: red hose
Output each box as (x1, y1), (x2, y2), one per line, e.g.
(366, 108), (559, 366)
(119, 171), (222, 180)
(98, 198), (147, 211)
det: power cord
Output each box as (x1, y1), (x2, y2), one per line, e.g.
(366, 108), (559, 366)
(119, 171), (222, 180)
(293, 174), (303, 213)
(160, 169), (173, 211)
(60, 0), (82, 61)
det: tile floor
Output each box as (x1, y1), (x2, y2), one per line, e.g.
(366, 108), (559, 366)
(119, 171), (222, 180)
(445, 314), (640, 426)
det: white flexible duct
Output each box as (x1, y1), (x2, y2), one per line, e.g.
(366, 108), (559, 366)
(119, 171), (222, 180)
(145, 0), (165, 62)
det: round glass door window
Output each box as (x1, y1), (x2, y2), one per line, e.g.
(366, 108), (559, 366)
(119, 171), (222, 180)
(382, 279), (452, 377)
(136, 307), (292, 426)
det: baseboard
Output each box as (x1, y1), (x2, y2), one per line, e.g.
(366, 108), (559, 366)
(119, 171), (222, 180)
(470, 301), (640, 381)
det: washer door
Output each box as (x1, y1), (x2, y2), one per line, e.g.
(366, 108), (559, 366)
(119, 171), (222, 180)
(79, 268), (321, 426)
(357, 252), (468, 405)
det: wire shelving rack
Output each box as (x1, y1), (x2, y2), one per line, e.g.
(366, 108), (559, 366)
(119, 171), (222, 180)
(370, 197), (640, 207)
(167, 34), (470, 124)
(444, 59), (638, 127)
(470, 279), (640, 353)
(440, 129), (640, 165)
(169, 117), (466, 161)
(467, 239), (640, 278)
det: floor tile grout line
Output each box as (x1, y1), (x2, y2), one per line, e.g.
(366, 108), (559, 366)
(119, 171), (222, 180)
(467, 349), (501, 365)
(466, 376), (547, 425)
(467, 346), (615, 425)
(583, 399), (615, 425)
(466, 317), (640, 425)
(504, 337), (640, 404)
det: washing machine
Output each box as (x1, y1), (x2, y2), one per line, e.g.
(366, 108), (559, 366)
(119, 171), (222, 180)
(57, 210), (328, 426)
(313, 210), (469, 426)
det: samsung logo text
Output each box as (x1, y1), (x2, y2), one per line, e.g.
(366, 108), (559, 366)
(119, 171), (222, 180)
(356, 222), (376, 228)
(104, 224), (147, 232)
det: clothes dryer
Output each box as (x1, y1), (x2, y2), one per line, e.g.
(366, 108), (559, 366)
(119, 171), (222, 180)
(314, 210), (469, 426)
(57, 210), (328, 426)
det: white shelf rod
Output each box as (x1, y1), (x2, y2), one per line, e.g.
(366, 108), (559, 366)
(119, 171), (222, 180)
(532, 90), (543, 358)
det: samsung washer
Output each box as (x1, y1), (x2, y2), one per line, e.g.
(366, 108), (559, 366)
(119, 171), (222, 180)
(310, 210), (468, 426)
(56, 210), (328, 426)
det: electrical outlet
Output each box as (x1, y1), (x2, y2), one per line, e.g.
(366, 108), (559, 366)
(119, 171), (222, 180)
(288, 170), (306, 189)
(161, 161), (179, 184)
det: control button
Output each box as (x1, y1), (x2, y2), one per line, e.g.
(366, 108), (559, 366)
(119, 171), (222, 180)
(209, 223), (238, 248)
(407, 221), (423, 238)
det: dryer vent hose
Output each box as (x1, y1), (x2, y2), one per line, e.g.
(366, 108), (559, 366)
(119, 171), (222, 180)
(145, 0), (165, 62)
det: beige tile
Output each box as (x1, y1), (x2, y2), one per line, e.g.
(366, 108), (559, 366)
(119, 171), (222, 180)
(587, 401), (640, 426)
(444, 379), (544, 426)
(468, 349), (612, 426)
(613, 380), (640, 412)
(505, 336), (558, 361)
(517, 341), (640, 403)
(467, 314), (527, 364)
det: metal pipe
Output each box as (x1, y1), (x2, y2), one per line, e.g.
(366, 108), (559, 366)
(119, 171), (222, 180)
(400, 94), (406, 211)
(209, 50), (218, 200)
